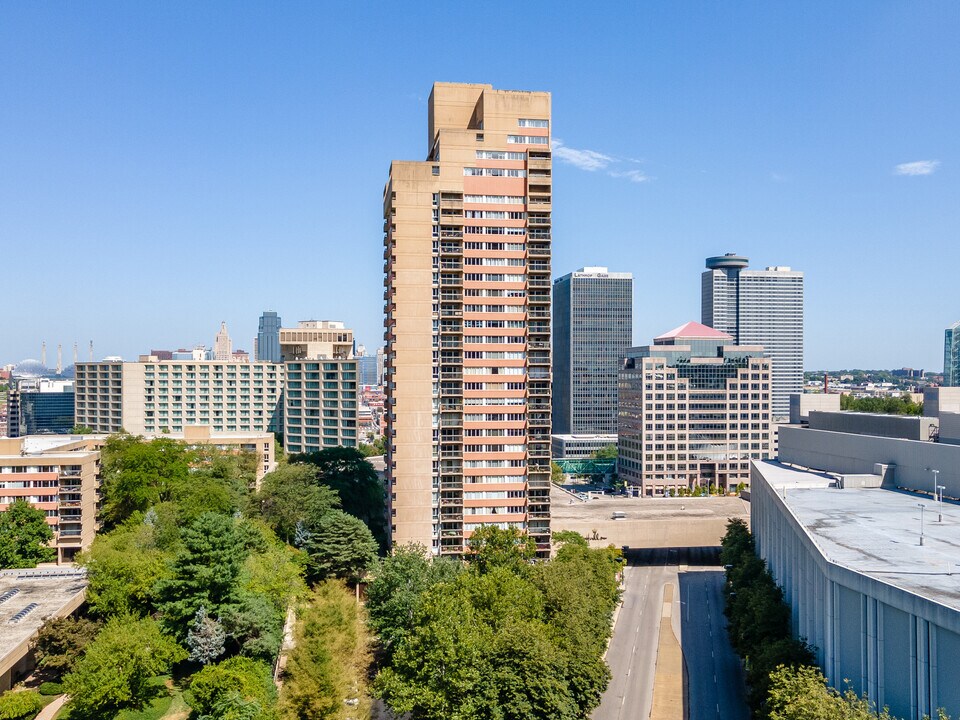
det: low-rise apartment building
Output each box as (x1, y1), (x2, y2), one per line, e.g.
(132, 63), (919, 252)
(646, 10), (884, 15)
(0, 436), (101, 563)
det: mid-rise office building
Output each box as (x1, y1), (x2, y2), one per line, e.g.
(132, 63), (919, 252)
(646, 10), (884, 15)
(944, 321), (960, 386)
(618, 321), (772, 495)
(358, 355), (380, 387)
(702, 254), (803, 420)
(257, 311), (282, 363)
(74, 360), (284, 435)
(553, 267), (633, 435)
(383, 82), (552, 556)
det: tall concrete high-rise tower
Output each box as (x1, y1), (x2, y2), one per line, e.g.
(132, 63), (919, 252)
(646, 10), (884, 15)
(945, 321), (960, 386)
(702, 254), (804, 419)
(553, 267), (633, 435)
(257, 311), (282, 363)
(384, 82), (552, 557)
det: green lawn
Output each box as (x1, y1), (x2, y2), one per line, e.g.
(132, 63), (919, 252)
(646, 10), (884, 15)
(53, 677), (191, 720)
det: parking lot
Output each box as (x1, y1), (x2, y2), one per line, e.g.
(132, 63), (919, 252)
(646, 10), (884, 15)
(551, 487), (750, 548)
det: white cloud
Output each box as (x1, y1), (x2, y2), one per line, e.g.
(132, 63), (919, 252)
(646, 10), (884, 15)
(894, 160), (940, 176)
(551, 139), (612, 171)
(552, 138), (651, 183)
(609, 169), (651, 183)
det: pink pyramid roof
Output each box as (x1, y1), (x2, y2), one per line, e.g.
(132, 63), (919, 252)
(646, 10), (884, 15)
(655, 321), (732, 341)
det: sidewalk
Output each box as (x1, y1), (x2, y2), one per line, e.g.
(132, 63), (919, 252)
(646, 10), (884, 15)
(35, 695), (69, 720)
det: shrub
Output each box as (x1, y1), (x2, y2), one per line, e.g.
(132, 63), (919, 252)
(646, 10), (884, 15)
(0, 690), (44, 720)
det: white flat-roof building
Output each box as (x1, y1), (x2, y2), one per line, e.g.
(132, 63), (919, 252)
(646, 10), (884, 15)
(752, 460), (960, 719)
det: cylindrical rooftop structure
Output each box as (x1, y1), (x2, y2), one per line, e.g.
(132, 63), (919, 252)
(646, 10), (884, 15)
(705, 253), (749, 270)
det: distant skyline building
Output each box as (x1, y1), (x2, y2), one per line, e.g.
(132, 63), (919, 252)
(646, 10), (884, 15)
(944, 321), (960, 386)
(702, 253), (803, 420)
(618, 321), (772, 495)
(214, 322), (233, 362)
(5, 378), (75, 437)
(257, 311), (282, 363)
(384, 82), (553, 556)
(553, 266), (632, 435)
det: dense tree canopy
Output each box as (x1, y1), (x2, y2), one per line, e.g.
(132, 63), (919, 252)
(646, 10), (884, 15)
(251, 464), (339, 545)
(33, 616), (102, 677)
(301, 509), (378, 583)
(293, 447), (388, 549)
(189, 655), (277, 720)
(840, 393), (923, 415)
(63, 615), (187, 716)
(370, 531), (622, 720)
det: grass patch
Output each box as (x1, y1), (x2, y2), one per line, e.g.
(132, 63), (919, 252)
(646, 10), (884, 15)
(55, 677), (178, 720)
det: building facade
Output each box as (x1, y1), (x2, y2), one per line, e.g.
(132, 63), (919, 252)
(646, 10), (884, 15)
(552, 267), (632, 435)
(944, 321), (960, 386)
(383, 82), (552, 556)
(752, 460), (960, 719)
(279, 320), (352, 361)
(257, 311), (282, 363)
(618, 321), (772, 495)
(0, 436), (101, 563)
(74, 360), (284, 435)
(702, 254), (803, 420)
(283, 359), (359, 454)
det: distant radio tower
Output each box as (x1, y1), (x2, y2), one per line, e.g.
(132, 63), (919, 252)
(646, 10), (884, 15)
(41, 341), (46, 367)
(89, 340), (94, 362)
(57, 344), (63, 375)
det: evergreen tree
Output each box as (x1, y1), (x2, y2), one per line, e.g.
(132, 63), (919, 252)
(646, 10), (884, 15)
(155, 512), (245, 638)
(187, 606), (226, 665)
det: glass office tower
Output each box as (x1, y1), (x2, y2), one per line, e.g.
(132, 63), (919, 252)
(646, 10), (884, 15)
(552, 267), (633, 434)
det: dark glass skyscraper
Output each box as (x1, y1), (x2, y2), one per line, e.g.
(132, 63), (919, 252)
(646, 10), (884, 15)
(256, 311), (282, 363)
(552, 267), (633, 434)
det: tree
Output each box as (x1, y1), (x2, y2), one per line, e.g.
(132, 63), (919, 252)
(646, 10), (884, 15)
(300, 510), (378, 584)
(358, 436), (386, 457)
(98, 434), (192, 528)
(187, 606), (227, 665)
(251, 465), (340, 545)
(766, 664), (900, 720)
(189, 655), (277, 720)
(80, 515), (172, 617)
(467, 525), (536, 575)
(366, 545), (463, 658)
(63, 615), (186, 716)
(0, 500), (55, 568)
(590, 444), (618, 460)
(69, 424), (94, 434)
(155, 512), (245, 639)
(0, 690), (43, 720)
(294, 448), (388, 549)
(222, 590), (285, 662)
(33, 616), (102, 677)
(551, 461), (565, 485)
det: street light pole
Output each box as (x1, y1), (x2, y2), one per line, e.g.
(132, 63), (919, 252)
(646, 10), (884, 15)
(931, 469), (940, 500)
(937, 484), (946, 523)
(917, 503), (926, 546)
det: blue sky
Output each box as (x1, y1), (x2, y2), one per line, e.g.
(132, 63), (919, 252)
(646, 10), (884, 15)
(2, 2), (958, 370)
